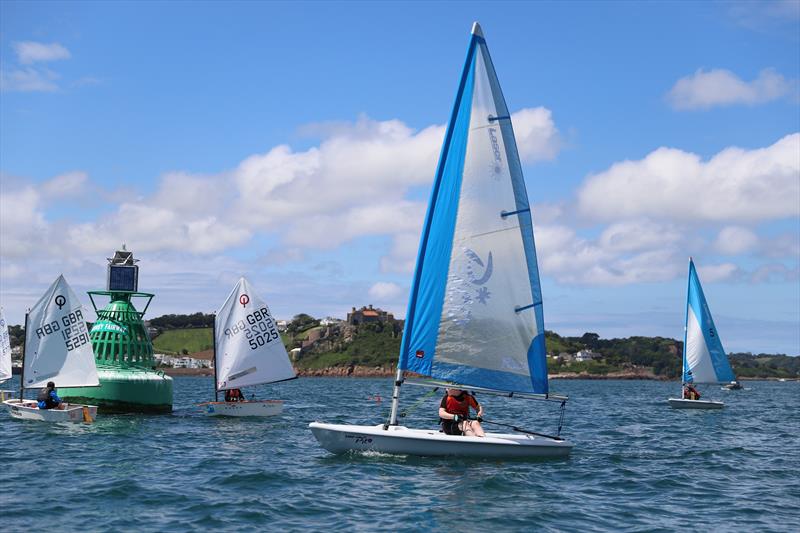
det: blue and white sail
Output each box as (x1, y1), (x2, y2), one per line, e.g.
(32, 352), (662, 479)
(398, 23), (548, 395)
(682, 259), (735, 384)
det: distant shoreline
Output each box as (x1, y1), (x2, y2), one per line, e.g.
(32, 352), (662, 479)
(160, 366), (794, 381)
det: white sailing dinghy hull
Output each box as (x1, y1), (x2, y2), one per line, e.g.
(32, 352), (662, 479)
(199, 400), (283, 417)
(667, 398), (724, 410)
(3, 399), (98, 422)
(309, 422), (573, 458)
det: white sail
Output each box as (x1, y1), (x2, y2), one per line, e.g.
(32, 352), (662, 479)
(215, 277), (295, 390)
(23, 275), (99, 389)
(0, 307), (12, 382)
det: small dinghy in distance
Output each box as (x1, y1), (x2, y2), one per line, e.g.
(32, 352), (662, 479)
(668, 259), (736, 410)
(310, 22), (572, 458)
(1, 307), (17, 407)
(3, 275), (99, 422)
(198, 277), (295, 417)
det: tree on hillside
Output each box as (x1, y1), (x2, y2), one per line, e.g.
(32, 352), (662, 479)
(287, 313), (319, 334)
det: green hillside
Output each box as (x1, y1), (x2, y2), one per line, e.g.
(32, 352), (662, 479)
(152, 328), (213, 355)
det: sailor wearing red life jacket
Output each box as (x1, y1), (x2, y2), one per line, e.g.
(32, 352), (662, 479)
(683, 384), (701, 400)
(439, 388), (485, 437)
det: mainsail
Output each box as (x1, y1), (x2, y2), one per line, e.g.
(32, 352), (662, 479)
(23, 275), (99, 389)
(683, 259), (735, 384)
(215, 277), (295, 390)
(0, 307), (11, 382)
(398, 23), (548, 395)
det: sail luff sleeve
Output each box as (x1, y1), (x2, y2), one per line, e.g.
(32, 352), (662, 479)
(399, 36), (478, 374)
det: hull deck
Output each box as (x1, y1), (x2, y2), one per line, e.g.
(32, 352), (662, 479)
(667, 398), (724, 409)
(309, 422), (573, 458)
(198, 400), (284, 417)
(3, 399), (98, 422)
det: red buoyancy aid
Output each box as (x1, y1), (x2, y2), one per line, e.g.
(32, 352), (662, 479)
(443, 393), (479, 417)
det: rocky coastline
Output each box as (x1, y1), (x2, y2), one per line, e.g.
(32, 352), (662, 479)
(161, 365), (791, 380)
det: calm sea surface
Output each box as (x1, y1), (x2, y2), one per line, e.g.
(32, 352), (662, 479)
(1, 377), (798, 532)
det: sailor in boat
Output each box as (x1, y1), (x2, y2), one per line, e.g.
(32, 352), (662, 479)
(37, 381), (64, 410)
(224, 388), (245, 402)
(682, 383), (701, 401)
(439, 388), (485, 437)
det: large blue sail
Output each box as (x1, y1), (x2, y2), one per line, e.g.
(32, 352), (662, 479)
(398, 23), (548, 395)
(682, 259), (736, 384)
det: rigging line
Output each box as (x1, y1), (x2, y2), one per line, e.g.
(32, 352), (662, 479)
(382, 387), (441, 423)
(478, 418), (564, 441)
(399, 387), (441, 419)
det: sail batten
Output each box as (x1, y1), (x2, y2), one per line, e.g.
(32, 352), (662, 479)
(398, 25), (548, 394)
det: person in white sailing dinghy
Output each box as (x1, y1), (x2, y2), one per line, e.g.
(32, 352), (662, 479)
(37, 381), (64, 410)
(439, 388), (485, 437)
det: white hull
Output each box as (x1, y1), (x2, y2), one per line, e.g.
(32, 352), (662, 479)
(309, 422), (573, 458)
(668, 398), (724, 410)
(199, 400), (284, 417)
(3, 399), (98, 422)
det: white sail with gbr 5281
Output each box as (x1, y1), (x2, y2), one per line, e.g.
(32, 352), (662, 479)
(4, 275), (99, 422)
(200, 277), (295, 417)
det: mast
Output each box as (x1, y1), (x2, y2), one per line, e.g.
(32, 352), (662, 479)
(212, 315), (219, 402)
(19, 312), (28, 400)
(682, 257), (691, 395)
(387, 365), (404, 427)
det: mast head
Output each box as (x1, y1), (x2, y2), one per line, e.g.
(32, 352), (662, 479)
(471, 22), (483, 38)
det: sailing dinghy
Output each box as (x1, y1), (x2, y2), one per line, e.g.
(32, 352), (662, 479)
(3, 275), (99, 422)
(199, 277), (295, 417)
(668, 259), (735, 410)
(310, 22), (573, 458)
(0, 307), (16, 403)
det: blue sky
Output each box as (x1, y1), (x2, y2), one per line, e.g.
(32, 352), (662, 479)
(1, 1), (798, 354)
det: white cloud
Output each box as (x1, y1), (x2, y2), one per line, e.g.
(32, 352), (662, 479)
(368, 281), (402, 300)
(510, 107), (562, 162)
(0, 187), (48, 257)
(577, 133), (800, 222)
(714, 226), (758, 255)
(1, 42), (75, 93)
(5, 110), (555, 266)
(41, 171), (89, 199)
(0, 67), (59, 92)
(13, 42), (71, 64)
(598, 219), (682, 253)
(667, 68), (794, 110)
(696, 262), (740, 282)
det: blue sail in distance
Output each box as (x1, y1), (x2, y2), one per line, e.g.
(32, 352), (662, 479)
(682, 259), (736, 384)
(398, 23), (548, 395)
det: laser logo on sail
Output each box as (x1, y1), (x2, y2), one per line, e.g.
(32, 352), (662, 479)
(488, 127), (502, 174)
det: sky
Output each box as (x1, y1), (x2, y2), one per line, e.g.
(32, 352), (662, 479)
(1, 1), (798, 355)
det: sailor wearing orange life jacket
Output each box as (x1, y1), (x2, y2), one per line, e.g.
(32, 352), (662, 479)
(439, 388), (485, 437)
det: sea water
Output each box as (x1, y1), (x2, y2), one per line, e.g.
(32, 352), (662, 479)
(1, 378), (798, 531)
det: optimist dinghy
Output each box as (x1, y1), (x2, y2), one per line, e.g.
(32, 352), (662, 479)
(310, 22), (572, 458)
(668, 259), (736, 410)
(3, 275), (99, 422)
(1, 307), (17, 407)
(198, 277), (295, 417)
